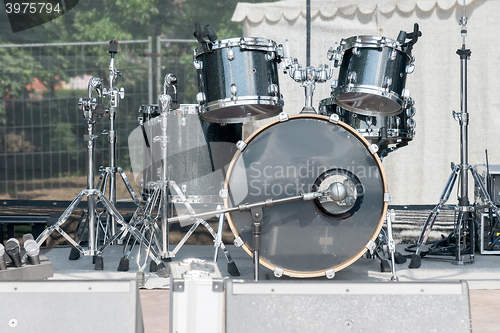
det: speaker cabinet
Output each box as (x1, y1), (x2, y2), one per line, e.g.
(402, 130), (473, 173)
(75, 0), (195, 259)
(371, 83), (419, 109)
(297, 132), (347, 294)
(0, 279), (143, 333)
(226, 280), (471, 332)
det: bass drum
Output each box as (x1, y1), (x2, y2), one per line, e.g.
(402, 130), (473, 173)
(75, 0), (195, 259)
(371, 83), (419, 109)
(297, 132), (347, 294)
(224, 114), (388, 278)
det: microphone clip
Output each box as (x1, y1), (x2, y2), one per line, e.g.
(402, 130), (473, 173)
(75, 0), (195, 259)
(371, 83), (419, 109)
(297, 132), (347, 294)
(194, 22), (218, 53)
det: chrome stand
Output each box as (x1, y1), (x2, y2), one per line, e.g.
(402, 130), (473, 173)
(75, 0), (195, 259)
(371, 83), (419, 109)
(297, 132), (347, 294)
(409, 3), (500, 268)
(98, 40), (141, 244)
(282, 39), (334, 114)
(32, 78), (149, 269)
(386, 209), (399, 281)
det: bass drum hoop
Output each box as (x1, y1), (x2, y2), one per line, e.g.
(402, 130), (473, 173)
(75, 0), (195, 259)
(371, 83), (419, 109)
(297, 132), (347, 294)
(224, 114), (388, 278)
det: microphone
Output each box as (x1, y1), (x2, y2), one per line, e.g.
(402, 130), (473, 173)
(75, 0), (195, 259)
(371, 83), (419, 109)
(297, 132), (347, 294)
(24, 239), (41, 265)
(0, 244), (7, 270)
(5, 238), (22, 268)
(204, 25), (218, 42)
(22, 233), (34, 244)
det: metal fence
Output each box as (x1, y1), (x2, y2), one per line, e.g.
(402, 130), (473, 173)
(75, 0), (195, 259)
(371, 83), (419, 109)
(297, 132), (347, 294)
(0, 37), (200, 201)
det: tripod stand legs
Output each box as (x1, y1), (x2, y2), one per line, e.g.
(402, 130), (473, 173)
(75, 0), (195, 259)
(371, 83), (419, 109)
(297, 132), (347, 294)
(409, 164), (498, 268)
(168, 181), (240, 276)
(409, 165), (460, 268)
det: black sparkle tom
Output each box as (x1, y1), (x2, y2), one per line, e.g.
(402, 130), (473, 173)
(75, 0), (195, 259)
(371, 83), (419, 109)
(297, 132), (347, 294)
(193, 37), (284, 123)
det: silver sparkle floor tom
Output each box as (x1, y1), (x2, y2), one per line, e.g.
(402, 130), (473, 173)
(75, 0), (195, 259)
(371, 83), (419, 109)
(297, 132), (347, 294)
(130, 104), (242, 210)
(193, 37), (284, 123)
(224, 114), (388, 278)
(319, 97), (416, 149)
(331, 35), (414, 116)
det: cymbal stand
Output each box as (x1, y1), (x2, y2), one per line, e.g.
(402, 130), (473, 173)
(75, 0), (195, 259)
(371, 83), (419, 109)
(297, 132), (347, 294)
(409, 2), (500, 268)
(31, 78), (144, 268)
(95, 83), (176, 275)
(98, 40), (142, 244)
(282, 39), (334, 113)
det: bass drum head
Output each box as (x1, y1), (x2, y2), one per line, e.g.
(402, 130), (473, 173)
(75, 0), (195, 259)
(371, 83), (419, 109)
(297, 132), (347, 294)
(224, 114), (388, 278)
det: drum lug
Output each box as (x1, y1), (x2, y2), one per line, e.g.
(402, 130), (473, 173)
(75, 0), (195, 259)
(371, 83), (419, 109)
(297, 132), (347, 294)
(384, 192), (393, 202)
(227, 48), (235, 61)
(406, 56), (416, 74)
(402, 88), (411, 99)
(193, 53), (203, 70)
(328, 113), (339, 124)
(196, 92), (206, 104)
(327, 43), (344, 67)
(276, 44), (284, 60)
(236, 140), (247, 151)
(234, 237), (244, 247)
(265, 51), (275, 61)
(268, 83), (279, 96)
(230, 83), (238, 102)
(368, 144), (379, 155)
(278, 112), (289, 122)
(406, 105), (416, 118)
(347, 71), (357, 91)
(352, 47), (360, 56)
(389, 49), (397, 61)
(219, 188), (228, 199)
(330, 79), (338, 90)
(325, 269), (335, 279)
(383, 76), (392, 95)
(273, 267), (284, 278)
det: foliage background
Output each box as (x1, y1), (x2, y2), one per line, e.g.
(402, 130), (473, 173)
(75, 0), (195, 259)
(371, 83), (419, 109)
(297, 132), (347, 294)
(0, 0), (271, 200)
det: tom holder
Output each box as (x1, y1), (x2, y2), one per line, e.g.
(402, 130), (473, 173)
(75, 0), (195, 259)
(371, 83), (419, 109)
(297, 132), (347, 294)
(283, 39), (334, 113)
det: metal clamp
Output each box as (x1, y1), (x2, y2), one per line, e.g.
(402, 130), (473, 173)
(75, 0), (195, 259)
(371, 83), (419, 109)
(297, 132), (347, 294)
(325, 269), (335, 279)
(368, 144), (379, 155)
(234, 237), (244, 247)
(219, 188), (228, 199)
(274, 267), (284, 278)
(365, 239), (376, 251)
(278, 112), (289, 122)
(236, 140), (247, 151)
(329, 113), (340, 124)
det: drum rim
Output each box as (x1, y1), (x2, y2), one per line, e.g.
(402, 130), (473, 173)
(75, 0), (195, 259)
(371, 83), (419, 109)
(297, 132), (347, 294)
(339, 35), (409, 55)
(223, 114), (389, 278)
(200, 96), (283, 123)
(334, 85), (404, 116)
(194, 37), (278, 56)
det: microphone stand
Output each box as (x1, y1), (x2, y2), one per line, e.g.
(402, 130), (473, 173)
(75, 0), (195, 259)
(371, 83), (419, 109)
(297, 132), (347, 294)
(409, 1), (500, 268)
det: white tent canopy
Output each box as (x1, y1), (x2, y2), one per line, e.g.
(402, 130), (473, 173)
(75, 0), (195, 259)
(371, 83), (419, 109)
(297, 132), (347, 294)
(232, 0), (499, 205)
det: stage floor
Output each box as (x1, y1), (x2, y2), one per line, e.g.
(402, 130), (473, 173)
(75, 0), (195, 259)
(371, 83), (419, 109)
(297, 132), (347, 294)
(38, 243), (500, 333)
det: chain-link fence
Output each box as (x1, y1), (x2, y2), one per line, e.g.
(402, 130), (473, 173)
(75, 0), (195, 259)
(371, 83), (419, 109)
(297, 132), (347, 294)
(0, 37), (200, 201)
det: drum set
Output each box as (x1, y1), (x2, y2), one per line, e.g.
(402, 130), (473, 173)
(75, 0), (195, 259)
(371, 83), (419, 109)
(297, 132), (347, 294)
(33, 23), (422, 281)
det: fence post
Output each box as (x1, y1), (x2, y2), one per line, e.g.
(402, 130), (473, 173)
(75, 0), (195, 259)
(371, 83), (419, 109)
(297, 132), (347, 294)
(148, 36), (153, 105)
(157, 36), (162, 97)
